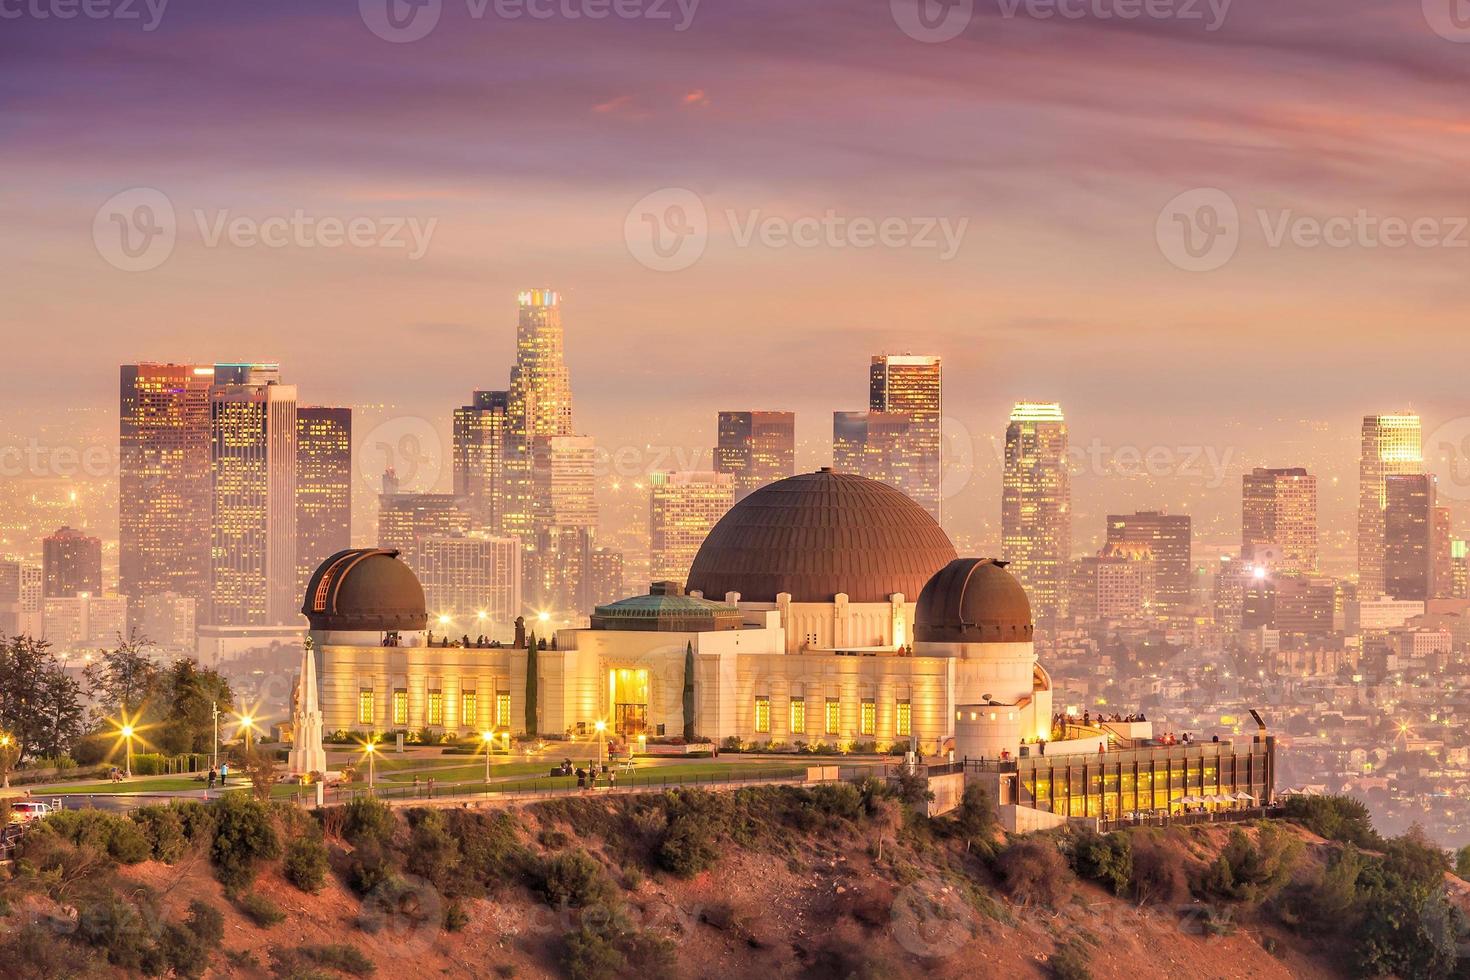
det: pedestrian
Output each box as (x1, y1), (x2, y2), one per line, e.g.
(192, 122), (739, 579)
(576, 767), (586, 790)
(413, 775), (420, 796)
(427, 777), (435, 798)
(608, 769), (616, 789)
(208, 768), (217, 790)
(220, 761), (229, 784)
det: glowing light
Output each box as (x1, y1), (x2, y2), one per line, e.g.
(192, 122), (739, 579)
(120, 725), (134, 739)
(594, 720), (606, 733)
(438, 614), (452, 626)
(537, 611), (550, 623)
(481, 730), (494, 743)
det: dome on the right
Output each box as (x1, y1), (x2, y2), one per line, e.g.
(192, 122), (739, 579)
(914, 558), (1033, 644)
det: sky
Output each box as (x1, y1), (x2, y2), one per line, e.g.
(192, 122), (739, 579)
(3, 0), (1470, 556)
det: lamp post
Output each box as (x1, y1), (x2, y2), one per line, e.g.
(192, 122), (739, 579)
(364, 742), (376, 793)
(239, 715), (255, 755)
(120, 725), (134, 778)
(594, 719), (606, 767)
(481, 730), (494, 787)
(211, 702), (219, 772)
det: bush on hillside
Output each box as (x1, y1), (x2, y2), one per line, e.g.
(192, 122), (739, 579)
(1281, 795), (1378, 849)
(209, 792), (280, 891)
(995, 839), (1075, 909)
(34, 808), (150, 864)
(1070, 829), (1132, 896)
(536, 850), (614, 909)
(283, 834), (329, 893)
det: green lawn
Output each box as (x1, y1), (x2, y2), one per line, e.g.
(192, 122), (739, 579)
(41, 776), (209, 795)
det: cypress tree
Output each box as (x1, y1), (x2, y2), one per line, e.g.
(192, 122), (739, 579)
(682, 641), (696, 741)
(525, 631), (538, 736)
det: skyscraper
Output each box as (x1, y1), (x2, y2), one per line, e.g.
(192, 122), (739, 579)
(1358, 414), (1423, 597)
(832, 411), (912, 487)
(868, 354), (942, 521)
(377, 493), (472, 570)
(453, 390), (509, 528)
(1383, 473), (1435, 601)
(509, 289), (575, 441)
(42, 526), (102, 598)
(1001, 402), (1070, 622)
(119, 363), (214, 606)
(0, 560), (43, 637)
(209, 364), (298, 626)
(587, 546), (626, 607)
(527, 435), (599, 615)
(1241, 467), (1317, 574)
(649, 471), (735, 586)
(1432, 506), (1454, 600)
(296, 406), (352, 596)
(715, 411), (796, 501)
(1106, 511), (1192, 613)
(416, 534), (523, 632)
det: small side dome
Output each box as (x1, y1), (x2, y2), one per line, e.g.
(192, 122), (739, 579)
(302, 549), (427, 632)
(914, 558), (1033, 644)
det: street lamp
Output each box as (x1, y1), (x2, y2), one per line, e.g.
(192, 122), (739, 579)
(363, 741), (377, 793)
(238, 714), (255, 754)
(120, 725), (135, 778)
(481, 730), (494, 787)
(211, 702), (219, 772)
(594, 719), (606, 767)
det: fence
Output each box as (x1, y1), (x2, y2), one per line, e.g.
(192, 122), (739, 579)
(1097, 805), (1278, 832)
(326, 766), (815, 805)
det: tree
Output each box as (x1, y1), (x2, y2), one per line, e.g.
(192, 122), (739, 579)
(0, 635), (86, 761)
(525, 633), (538, 736)
(682, 642), (695, 742)
(1456, 844), (1470, 882)
(153, 660), (232, 756)
(953, 782), (998, 853)
(84, 632), (158, 722)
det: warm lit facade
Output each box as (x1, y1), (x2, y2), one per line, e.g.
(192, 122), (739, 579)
(296, 406), (352, 597)
(1105, 511), (1190, 613)
(648, 471), (735, 586)
(832, 411), (913, 489)
(416, 534), (523, 635)
(1001, 402), (1070, 623)
(868, 355), (942, 522)
(1241, 467), (1317, 574)
(1358, 414), (1423, 598)
(1383, 473), (1435, 602)
(42, 526), (102, 598)
(715, 411), (796, 501)
(376, 493), (472, 570)
(452, 390), (509, 528)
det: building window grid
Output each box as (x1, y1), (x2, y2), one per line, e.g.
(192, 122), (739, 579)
(824, 698), (840, 736)
(358, 689), (374, 727)
(860, 699), (876, 736)
(427, 690), (444, 727)
(754, 696), (770, 734)
(462, 691), (477, 729)
(393, 689), (408, 727)
(896, 700), (911, 737)
(789, 698), (806, 736)
(496, 692), (511, 728)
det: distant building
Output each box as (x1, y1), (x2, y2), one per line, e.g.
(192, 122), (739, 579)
(377, 493), (472, 571)
(416, 534), (522, 634)
(715, 411), (796, 501)
(1002, 403), (1070, 623)
(0, 561), (42, 637)
(649, 472), (735, 586)
(1070, 547), (1156, 622)
(209, 364), (298, 626)
(138, 593), (198, 651)
(528, 435), (598, 616)
(1106, 511), (1191, 613)
(868, 355), (942, 521)
(1358, 414), (1422, 597)
(587, 547), (625, 609)
(453, 390), (510, 529)
(1383, 473), (1435, 601)
(832, 411), (913, 488)
(41, 593), (128, 650)
(296, 406), (352, 597)
(42, 526), (102, 598)
(1242, 467), (1317, 574)
(1272, 575), (1338, 637)
(1432, 506), (1454, 599)
(119, 363), (214, 607)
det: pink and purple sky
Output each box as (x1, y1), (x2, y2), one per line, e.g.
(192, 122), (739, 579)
(3, 0), (1469, 554)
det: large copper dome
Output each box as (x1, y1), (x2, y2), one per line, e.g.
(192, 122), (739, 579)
(684, 469), (956, 604)
(302, 549), (427, 632)
(914, 558), (1033, 644)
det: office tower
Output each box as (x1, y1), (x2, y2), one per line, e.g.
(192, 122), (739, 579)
(209, 364), (298, 626)
(416, 534), (523, 632)
(1212, 556), (1250, 631)
(1001, 402), (1070, 622)
(1432, 507), (1454, 599)
(1452, 539), (1469, 599)
(1106, 511), (1192, 612)
(1241, 467), (1317, 574)
(1273, 576), (1337, 636)
(715, 411), (796, 501)
(527, 435), (599, 615)
(588, 546), (626, 607)
(296, 406), (353, 595)
(453, 390), (509, 527)
(1070, 548), (1156, 622)
(42, 526), (102, 598)
(41, 593), (127, 650)
(0, 560), (42, 636)
(1383, 473), (1435, 601)
(832, 411), (912, 487)
(1358, 414), (1423, 597)
(138, 593), (197, 650)
(869, 354), (942, 521)
(504, 289), (575, 544)
(649, 472), (736, 586)
(119, 363), (214, 606)
(377, 493), (472, 570)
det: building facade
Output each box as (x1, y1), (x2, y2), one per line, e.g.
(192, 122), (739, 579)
(1242, 467), (1317, 574)
(1105, 511), (1191, 613)
(1383, 473), (1435, 602)
(42, 526), (103, 598)
(869, 354), (942, 522)
(296, 406), (352, 597)
(1358, 414), (1423, 598)
(648, 471), (735, 586)
(1001, 402), (1071, 623)
(715, 411), (796, 501)
(416, 534), (522, 635)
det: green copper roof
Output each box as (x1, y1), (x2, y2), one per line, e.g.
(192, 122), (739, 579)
(593, 594), (738, 618)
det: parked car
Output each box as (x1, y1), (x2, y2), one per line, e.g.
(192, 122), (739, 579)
(9, 800), (54, 824)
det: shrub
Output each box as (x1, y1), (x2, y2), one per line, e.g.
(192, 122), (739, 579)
(1129, 832), (1190, 906)
(995, 839), (1075, 910)
(272, 943), (376, 977)
(236, 891), (286, 927)
(210, 792), (281, 891)
(284, 834), (330, 893)
(562, 903), (674, 980)
(444, 899), (470, 932)
(347, 838), (395, 896)
(1070, 829), (1132, 895)
(1281, 795), (1379, 849)
(536, 850), (614, 909)
(340, 796), (396, 847)
(0, 923), (98, 977)
(1199, 825), (1300, 906)
(405, 809), (462, 893)
(185, 900), (225, 945)
(75, 892), (163, 971)
(1050, 938), (1093, 980)
(952, 782), (998, 851)
(539, 827), (570, 849)
(132, 804), (188, 863)
(37, 808), (150, 864)
(656, 789), (726, 877)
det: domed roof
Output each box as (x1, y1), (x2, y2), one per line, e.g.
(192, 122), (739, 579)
(914, 558), (1033, 644)
(302, 549), (427, 632)
(590, 582), (743, 633)
(684, 469), (957, 604)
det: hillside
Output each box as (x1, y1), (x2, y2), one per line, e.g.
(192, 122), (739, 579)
(0, 786), (1466, 979)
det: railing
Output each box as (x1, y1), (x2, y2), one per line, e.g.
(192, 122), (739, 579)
(1096, 805), (1278, 832)
(326, 766), (816, 805)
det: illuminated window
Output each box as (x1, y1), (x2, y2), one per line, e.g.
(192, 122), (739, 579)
(790, 698), (806, 735)
(825, 699), (840, 735)
(462, 691), (477, 728)
(755, 696), (770, 733)
(497, 692), (511, 727)
(861, 699), (876, 736)
(358, 689), (374, 726)
(896, 700), (912, 737)
(393, 689), (408, 727)
(427, 691), (444, 727)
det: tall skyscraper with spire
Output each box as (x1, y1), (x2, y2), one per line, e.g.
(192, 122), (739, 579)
(1002, 402), (1071, 623)
(1358, 414), (1423, 598)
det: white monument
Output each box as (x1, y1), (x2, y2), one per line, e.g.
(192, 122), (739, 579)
(287, 636), (327, 778)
